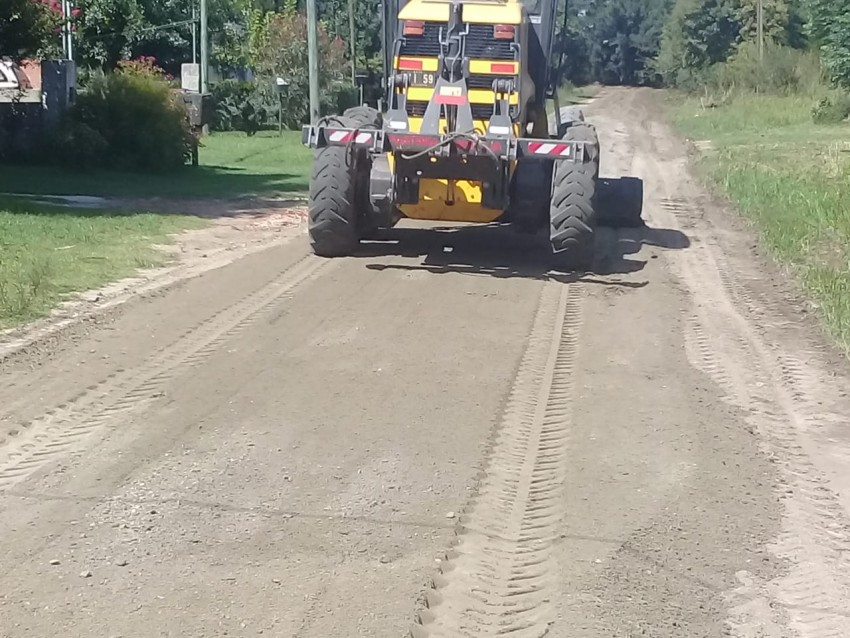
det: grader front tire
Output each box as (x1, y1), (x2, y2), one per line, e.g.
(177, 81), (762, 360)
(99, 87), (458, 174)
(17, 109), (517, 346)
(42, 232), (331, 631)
(342, 106), (383, 128)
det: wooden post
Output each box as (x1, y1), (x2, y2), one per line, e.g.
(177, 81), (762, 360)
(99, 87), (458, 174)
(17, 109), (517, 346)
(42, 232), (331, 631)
(349, 0), (357, 85)
(200, 0), (209, 93)
(306, 0), (321, 123)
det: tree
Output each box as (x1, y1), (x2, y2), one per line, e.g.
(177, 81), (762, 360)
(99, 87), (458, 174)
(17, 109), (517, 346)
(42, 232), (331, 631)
(73, 0), (145, 69)
(655, 0), (807, 87)
(557, 0), (672, 86)
(655, 0), (742, 85)
(737, 0), (791, 44)
(0, 0), (60, 59)
(587, 0), (672, 85)
(252, 12), (351, 126)
(806, 0), (850, 86)
(72, 0), (251, 73)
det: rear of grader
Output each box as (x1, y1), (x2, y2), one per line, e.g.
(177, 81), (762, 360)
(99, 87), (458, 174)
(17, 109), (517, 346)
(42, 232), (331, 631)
(301, 0), (643, 269)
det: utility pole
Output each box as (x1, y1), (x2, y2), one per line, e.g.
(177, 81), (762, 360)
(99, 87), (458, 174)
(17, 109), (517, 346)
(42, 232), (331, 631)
(192, 4), (198, 65)
(349, 0), (357, 85)
(306, 0), (321, 124)
(200, 0), (209, 93)
(757, 0), (764, 62)
(379, 0), (388, 110)
(61, 0), (73, 60)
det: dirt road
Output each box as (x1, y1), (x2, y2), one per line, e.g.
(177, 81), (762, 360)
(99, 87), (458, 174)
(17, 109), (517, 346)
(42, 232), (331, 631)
(2, 88), (850, 638)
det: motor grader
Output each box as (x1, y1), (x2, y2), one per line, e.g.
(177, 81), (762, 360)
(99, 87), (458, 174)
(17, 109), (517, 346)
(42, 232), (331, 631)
(301, 0), (642, 269)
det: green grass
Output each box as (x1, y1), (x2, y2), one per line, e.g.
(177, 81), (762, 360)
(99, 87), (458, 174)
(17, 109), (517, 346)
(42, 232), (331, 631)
(0, 130), (313, 329)
(559, 83), (601, 106)
(0, 130), (312, 200)
(0, 200), (203, 329)
(668, 93), (850, 349)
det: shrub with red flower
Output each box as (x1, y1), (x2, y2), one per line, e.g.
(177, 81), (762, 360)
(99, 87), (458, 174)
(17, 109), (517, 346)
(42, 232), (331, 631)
(0, 0), (61, 57)
(35, 0), (80, 18)
(117, 56), (167, 79)
(34, 0), (80, 30)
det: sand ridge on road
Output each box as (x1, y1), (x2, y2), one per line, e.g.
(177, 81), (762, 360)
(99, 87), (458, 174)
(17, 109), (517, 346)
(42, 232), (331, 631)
(1, 88), (850, 637)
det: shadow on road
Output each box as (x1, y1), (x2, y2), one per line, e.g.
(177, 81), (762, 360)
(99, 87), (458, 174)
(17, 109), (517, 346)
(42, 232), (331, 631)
(355, 221), (690, 286)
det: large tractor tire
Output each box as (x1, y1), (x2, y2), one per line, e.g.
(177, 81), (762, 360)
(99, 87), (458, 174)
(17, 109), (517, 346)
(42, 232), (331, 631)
(549, 127), (598, 271)
(507, 159), (552, 233)
(308, 115), (362, 257)
(343, 105), (383, 128)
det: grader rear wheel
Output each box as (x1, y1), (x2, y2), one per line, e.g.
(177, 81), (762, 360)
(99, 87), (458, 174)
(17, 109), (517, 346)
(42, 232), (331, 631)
(548, 125), (599, 271)
(564, 122), (600, 179)
(308, 115), (361, 257)
(508, 159), (552, 233)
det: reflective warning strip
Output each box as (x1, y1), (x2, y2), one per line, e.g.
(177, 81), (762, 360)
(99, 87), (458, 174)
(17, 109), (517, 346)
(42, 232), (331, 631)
(434, 94), (467, 105)
(328, 130), (373, 144)
(528, 142), (571, 156)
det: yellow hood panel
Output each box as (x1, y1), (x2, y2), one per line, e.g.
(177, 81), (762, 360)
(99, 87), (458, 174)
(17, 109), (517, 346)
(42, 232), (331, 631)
(399, 0), (523, 24)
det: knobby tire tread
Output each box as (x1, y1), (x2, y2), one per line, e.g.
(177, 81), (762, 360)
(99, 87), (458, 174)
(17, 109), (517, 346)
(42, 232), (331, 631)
(308, 115), (359, 257)
(549, 124), (599, 271)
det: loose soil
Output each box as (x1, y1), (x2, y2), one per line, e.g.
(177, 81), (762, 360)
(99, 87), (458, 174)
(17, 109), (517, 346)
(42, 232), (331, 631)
(1, 89), (849, 638)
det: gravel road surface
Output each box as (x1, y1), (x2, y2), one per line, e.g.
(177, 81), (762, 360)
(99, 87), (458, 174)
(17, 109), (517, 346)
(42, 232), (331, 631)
(2, 88), (850, 638)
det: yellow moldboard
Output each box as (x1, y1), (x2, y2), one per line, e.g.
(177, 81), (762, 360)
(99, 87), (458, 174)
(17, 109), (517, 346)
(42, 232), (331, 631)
(399, 178), (503, 223)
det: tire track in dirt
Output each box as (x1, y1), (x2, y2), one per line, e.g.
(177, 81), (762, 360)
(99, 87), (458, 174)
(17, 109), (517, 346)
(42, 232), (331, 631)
(410, 281), (581, 638)
(613, 89), (850, 637)
(0, 255), (334, 490)
(698, 246), (850, 638)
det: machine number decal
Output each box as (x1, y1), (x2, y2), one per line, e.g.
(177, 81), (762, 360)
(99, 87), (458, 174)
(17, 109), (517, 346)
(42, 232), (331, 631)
(409, 71), (437, 87)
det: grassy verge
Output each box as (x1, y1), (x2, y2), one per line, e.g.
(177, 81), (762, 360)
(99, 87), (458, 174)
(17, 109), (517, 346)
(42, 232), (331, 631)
(559, 83), (601, 106)
(668, 93), (850, 349)
(0, 130), (312, 200)
(0, 199), (203, 329)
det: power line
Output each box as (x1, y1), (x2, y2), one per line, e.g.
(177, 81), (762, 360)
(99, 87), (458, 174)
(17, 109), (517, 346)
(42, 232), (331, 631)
(72, 18), (199, 44)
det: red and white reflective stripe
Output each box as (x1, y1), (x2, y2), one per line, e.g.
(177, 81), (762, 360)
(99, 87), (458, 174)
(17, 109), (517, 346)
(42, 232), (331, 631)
(527, 142), (571, 156)
(327, 130), (373, 144)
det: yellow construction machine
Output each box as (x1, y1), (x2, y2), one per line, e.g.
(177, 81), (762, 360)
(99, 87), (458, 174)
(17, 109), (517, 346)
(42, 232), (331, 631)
(302, 0), (642, 269)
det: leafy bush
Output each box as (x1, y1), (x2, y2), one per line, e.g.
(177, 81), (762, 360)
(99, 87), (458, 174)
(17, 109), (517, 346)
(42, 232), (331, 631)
(656, 0), (808, 89)
(323, 84), (359, 116)
(710, 42), (825, 96)
(54, 57), (192, 171)
(812, 93), (850, 124)
(52, 121), (109, 168)
(211, 79), (272, 135)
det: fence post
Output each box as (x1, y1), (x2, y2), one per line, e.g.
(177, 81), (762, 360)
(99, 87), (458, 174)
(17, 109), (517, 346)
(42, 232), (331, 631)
(41, 60), (76, 132)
